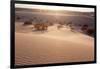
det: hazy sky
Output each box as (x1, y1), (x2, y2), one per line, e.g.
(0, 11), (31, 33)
(15, 4), (94, 12)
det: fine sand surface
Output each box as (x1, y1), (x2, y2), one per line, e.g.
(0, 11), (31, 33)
(15, 24), (94, 65)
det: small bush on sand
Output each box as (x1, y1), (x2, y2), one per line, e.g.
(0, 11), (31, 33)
(23, 21), (32, 25)
(86, 28), (94, 36)
(57, 24), (63, 30)
(81, 24), (88, 31)
(34, 23), (48, 31)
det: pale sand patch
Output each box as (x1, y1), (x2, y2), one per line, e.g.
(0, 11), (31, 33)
(15, 30), (94, 65)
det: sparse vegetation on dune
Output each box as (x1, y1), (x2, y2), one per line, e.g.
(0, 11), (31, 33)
(33, 23), (48, 31)
(86, 28), (94, 36)
(15, 9), (95, 37)
(23, 21), (32, 25)
(17, 19), (94, 37)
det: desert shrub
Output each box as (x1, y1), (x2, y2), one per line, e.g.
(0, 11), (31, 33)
(34, 23), (48, 30)
(86, 28), (94, 36)
(81, 24), (88, 31)
(57, 24), (63, 30)
(23, 21), (32, 25)
(34, 23), (41, 30)
(42, 23), (48, 30)
(70, 25), (76, 32)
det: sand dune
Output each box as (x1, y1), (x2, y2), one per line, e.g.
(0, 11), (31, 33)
(15, 24), (94, 65)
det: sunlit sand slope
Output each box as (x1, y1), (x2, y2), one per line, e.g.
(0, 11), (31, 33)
(15, 24), (94, 65)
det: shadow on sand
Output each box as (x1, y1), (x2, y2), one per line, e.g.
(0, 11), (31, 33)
(32, 29), (48, 34)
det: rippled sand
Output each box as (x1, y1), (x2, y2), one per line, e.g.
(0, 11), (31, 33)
(15, 24), (94, 65)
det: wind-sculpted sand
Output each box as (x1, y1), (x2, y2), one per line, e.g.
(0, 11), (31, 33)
(15, 24), (94, 65)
